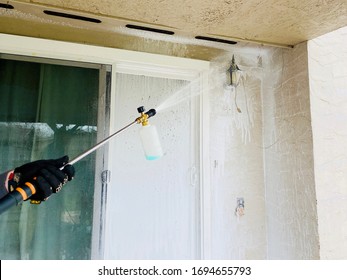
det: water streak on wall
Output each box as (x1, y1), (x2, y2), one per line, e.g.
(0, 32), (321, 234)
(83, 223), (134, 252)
(209, 52), (267, 259)
(209, 43), (320, 259)
(263, 43), (319, 259)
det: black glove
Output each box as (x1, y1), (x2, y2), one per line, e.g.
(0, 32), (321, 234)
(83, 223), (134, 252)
(13, 156), (75, 202)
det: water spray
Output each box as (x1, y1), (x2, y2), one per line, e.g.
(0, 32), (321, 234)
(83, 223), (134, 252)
(0, 106), (162, 215)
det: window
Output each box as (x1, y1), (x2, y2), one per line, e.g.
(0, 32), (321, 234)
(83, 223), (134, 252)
(0, 34), (210, 259)
(0, 55), (107, 259)
(104, 72), (201, 259)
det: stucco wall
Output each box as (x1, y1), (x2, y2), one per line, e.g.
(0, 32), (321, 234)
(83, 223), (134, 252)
(262, 43), (319, 259)
(209, 52), (267, 259)
(308, 26), (347, 259)
(209, 43), (320, 259)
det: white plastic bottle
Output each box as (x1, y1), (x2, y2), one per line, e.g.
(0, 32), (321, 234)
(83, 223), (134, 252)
(139, 123), (163, 160)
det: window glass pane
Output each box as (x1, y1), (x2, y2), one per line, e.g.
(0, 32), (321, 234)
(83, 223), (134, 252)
(0, 58), (99, 259)
(105, 73), (201, 259)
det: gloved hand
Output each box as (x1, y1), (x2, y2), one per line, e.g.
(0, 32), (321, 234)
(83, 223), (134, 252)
(12, 156), (75, 202)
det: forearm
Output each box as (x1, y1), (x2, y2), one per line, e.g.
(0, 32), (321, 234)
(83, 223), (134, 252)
(0, 170), (13, 199)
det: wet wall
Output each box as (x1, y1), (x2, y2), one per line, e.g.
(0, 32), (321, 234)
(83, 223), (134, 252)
(208, 43), (319, 259)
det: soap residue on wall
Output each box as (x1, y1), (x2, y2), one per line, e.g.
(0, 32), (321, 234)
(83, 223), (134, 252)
(208, 51), (267, 259)
(209, 53), (263, 145)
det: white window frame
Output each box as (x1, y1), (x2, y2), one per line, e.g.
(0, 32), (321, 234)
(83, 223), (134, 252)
(0, 33), (211, 259)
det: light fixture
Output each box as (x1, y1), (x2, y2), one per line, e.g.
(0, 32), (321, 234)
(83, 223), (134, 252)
(227, 55), (242, 87)
(227, 55), (243, 113)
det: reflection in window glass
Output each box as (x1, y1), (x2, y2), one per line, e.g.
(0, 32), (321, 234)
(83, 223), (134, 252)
(0, 59), (99, 259)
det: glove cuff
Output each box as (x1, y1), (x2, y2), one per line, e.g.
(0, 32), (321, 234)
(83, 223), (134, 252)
(7, 171), (18, 192)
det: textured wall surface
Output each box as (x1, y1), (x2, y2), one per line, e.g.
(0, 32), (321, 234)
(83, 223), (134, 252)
(308, 26), (347, 259)
(208, 43), (320, 259)
(208, 52), (267, 259)
(262, 43), (319, 259)
(18, 0), (347, 46)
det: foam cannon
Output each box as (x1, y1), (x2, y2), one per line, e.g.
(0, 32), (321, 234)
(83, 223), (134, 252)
(0, 106), (163, 215)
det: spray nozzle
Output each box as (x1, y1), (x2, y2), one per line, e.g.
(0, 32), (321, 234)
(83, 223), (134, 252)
(136, 106), (156, 126)
(145, 109), (156, 118)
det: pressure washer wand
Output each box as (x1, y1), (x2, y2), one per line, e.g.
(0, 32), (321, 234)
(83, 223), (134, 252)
(0, 107), (157, 215)
(67, 107), (156, 166)
(67, 120), (137, 166)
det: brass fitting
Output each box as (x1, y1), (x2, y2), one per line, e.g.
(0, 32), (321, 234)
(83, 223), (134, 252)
(136, 106), (156, 126)
(136, 112), (149, 126)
